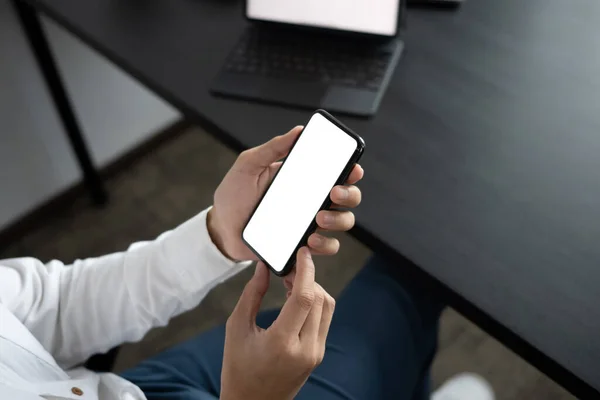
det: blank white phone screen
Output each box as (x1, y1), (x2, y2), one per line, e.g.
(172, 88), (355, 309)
(243, 113), (358, 272)
(247, 0), (400, 37)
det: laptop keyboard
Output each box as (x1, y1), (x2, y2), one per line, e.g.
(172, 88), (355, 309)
(223, 29), (392, 91)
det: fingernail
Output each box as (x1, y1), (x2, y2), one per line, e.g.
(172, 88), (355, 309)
(336, 187), (349, 200)
(254, 263), (261, 276)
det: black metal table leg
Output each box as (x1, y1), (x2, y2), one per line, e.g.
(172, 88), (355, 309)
(12, 0), (108, 206)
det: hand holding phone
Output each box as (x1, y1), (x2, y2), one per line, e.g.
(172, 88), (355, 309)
(242, 110), (365, 276)
(210, 119), (363, 264)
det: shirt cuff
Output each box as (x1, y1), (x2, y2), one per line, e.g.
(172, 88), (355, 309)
(159, 207), (252, 303)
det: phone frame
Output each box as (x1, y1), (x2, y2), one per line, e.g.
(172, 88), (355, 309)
(241, 110), (365, 276)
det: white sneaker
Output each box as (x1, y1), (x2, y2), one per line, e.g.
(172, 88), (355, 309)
(431, 373), (495, 400)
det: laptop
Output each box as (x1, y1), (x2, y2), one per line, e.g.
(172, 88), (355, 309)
(211, 0), (405, 117)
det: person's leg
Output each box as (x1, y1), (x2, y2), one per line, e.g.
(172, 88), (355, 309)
(295, 254), (444, 400)
(121, 254), (444, 400)
(119, 310), (280, 400)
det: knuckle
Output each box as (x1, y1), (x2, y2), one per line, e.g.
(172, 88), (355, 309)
(303, 352), (322, 369)
(277, 339), (298, 359)
(313, 286), (325, 306)
(296, 289), (315, 310)
(237, 149), (253, 163)
(325, 293), (336, 309)
(289, 345), (303, 359)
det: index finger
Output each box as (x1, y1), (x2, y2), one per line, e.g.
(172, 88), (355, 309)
(272, 247), (316, 335)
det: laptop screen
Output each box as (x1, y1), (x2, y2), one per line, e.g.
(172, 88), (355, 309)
(246, 0), (400, 37)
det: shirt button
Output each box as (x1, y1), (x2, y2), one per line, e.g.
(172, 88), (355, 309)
(71, 387), (84, 396)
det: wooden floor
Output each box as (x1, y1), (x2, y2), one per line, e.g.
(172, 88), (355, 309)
(0, 126), (575, 399)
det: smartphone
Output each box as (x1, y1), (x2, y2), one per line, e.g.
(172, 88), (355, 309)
(242, 110), (365, 276)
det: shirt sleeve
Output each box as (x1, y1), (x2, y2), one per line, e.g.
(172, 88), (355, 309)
(0, 207), (251, 369)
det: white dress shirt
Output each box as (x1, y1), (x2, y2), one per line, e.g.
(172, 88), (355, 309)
(0, 208), (251, 400)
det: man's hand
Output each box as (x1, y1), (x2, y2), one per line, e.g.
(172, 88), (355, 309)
(221, 248), (334, 400)
(210, 126), (364, 261)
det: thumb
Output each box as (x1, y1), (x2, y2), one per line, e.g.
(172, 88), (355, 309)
(231, 262), (270, 327)
(243, 126), (303, 172)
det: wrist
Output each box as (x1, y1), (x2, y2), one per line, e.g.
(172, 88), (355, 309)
(207, 207), (235, 261)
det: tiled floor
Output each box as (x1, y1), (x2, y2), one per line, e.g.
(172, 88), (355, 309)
(0, 126), (575, 399)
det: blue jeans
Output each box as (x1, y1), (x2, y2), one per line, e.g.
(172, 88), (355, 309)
(121, 255), (444, 399)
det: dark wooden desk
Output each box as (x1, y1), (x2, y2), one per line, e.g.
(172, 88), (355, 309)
(24, 0), (600, 396)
